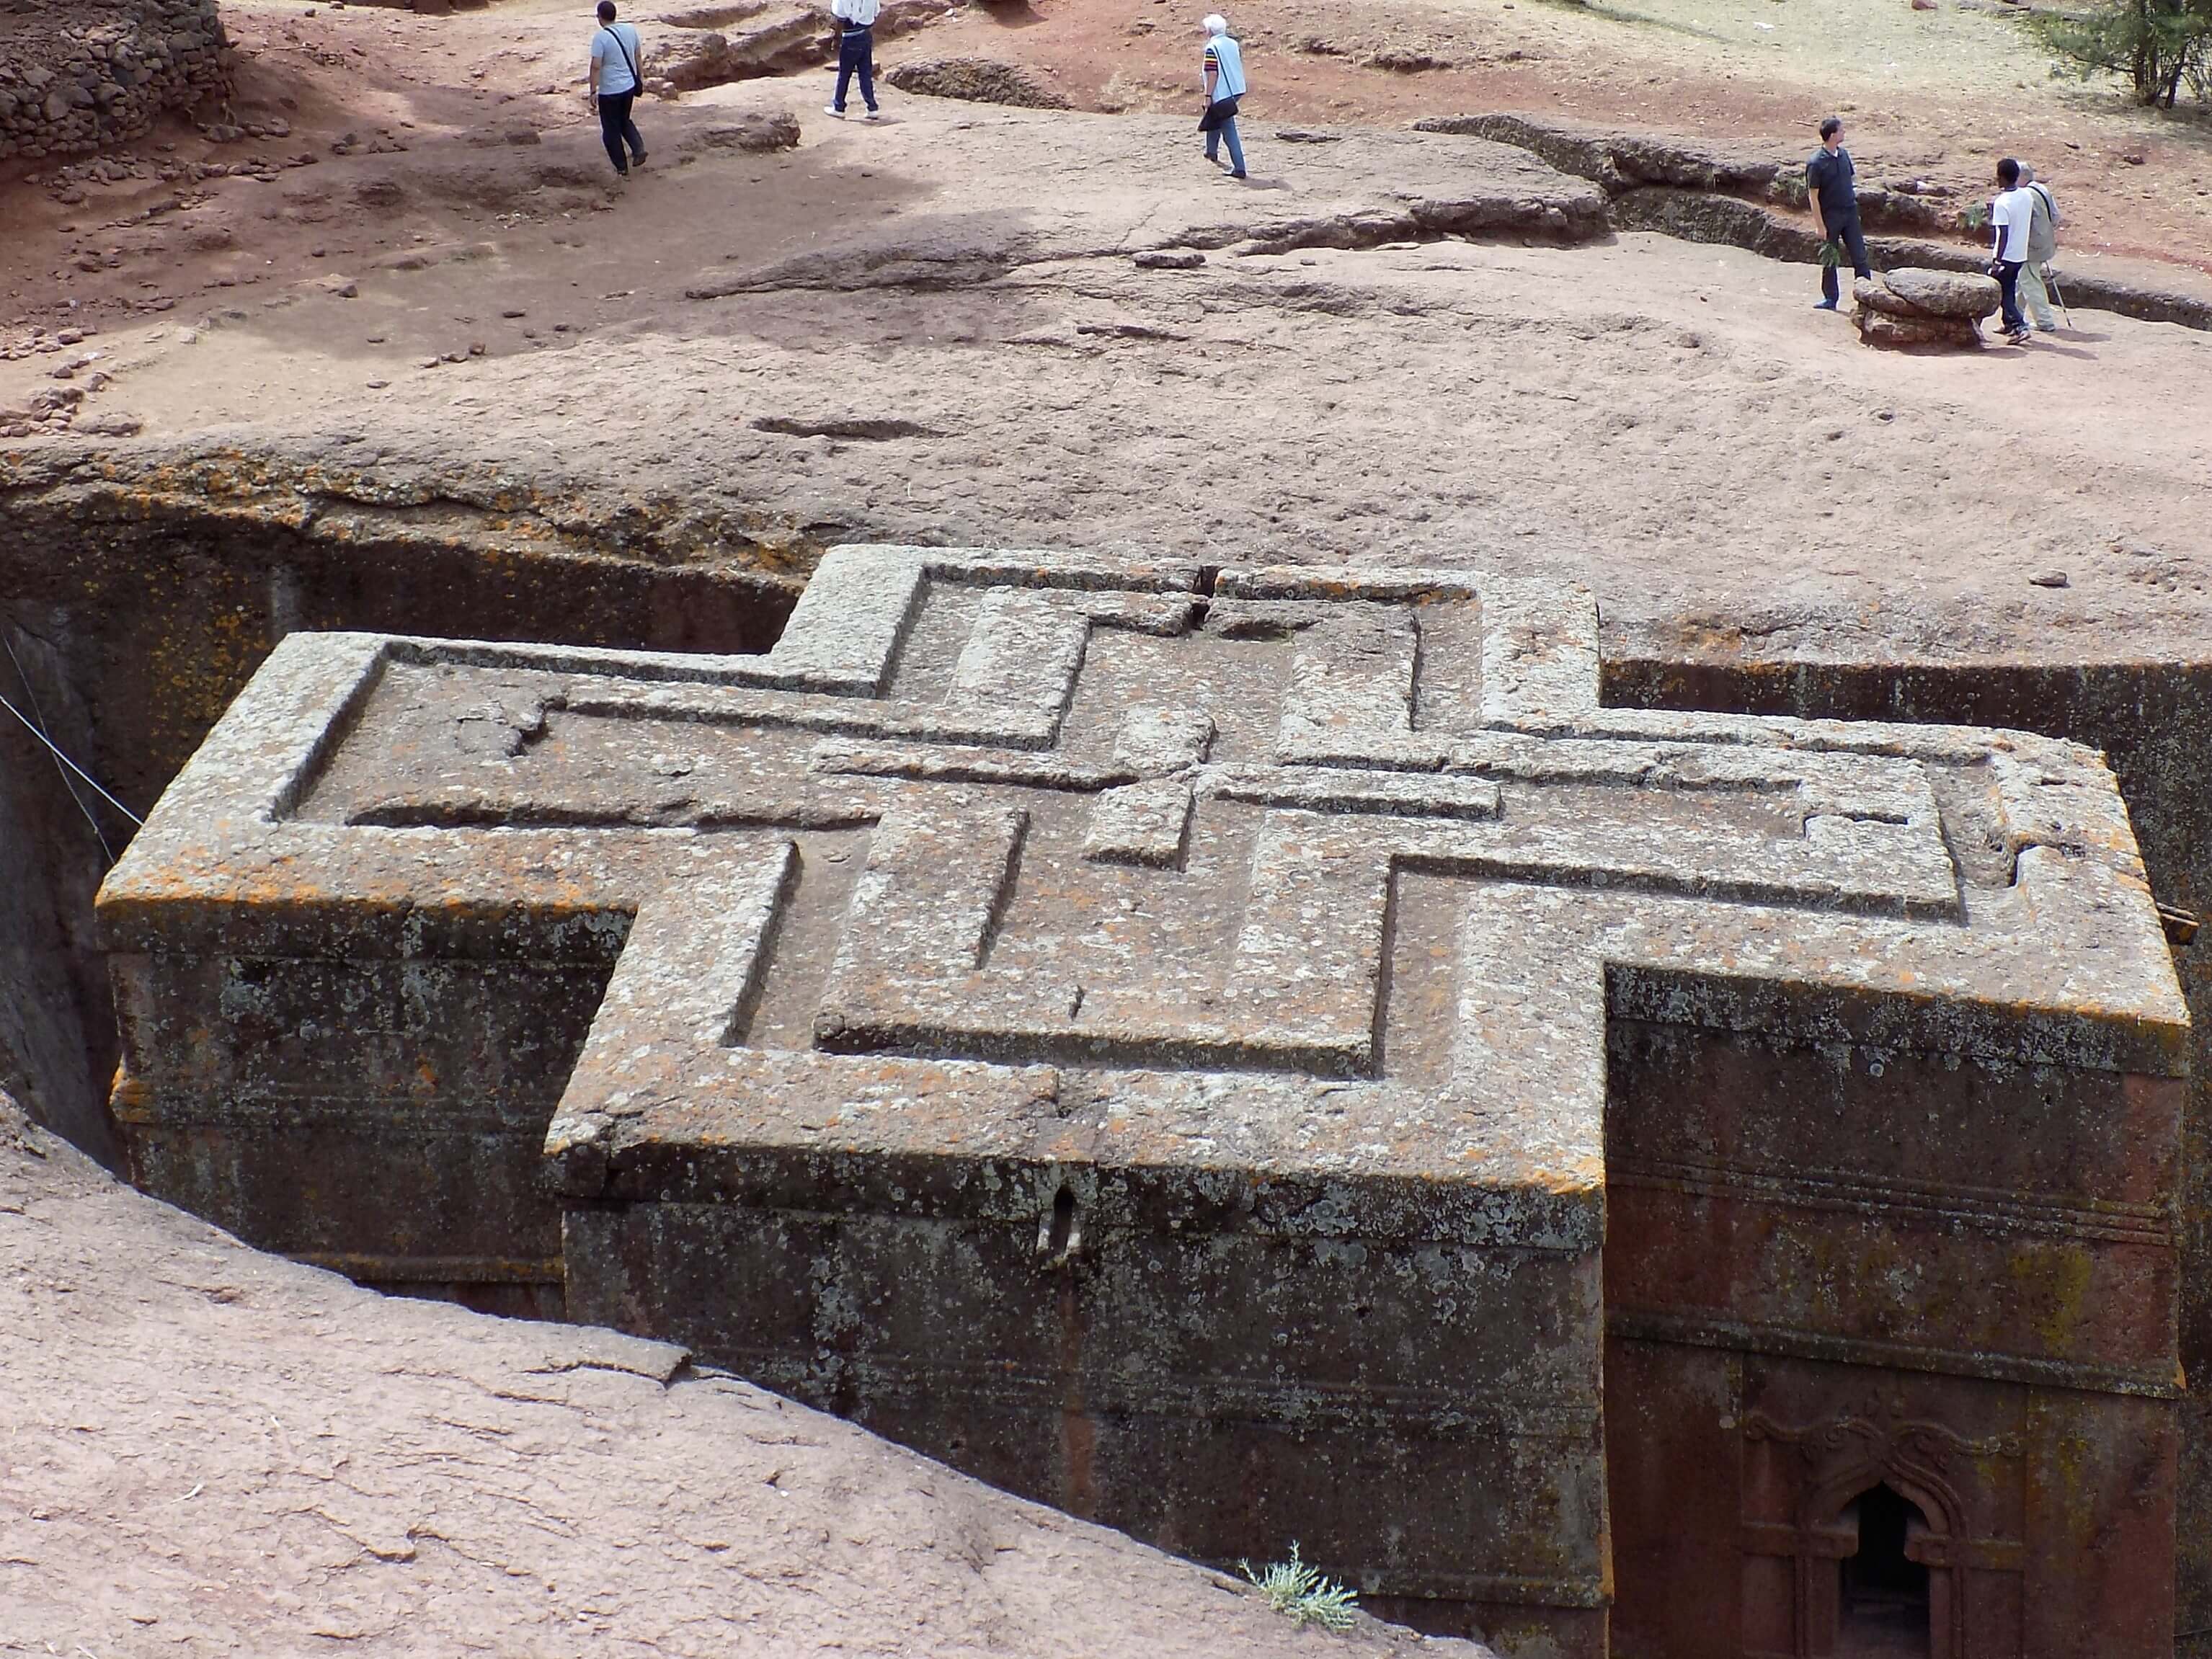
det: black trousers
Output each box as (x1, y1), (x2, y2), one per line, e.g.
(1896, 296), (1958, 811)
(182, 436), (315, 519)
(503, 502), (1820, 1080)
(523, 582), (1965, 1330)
(598, 90), (644, 174)
(834, 27), (876, 112)
(1995, 259), (2025, 334)
(1820, 213), (1871, 303)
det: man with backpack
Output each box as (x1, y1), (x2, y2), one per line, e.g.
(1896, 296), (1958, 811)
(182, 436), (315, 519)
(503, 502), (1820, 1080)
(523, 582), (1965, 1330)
(2018, 165), (2062, 333)
(587, 1), (648, 179)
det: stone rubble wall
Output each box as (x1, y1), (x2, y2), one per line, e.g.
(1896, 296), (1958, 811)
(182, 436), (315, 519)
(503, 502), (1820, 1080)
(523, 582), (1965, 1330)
(0, 0), (230, 163)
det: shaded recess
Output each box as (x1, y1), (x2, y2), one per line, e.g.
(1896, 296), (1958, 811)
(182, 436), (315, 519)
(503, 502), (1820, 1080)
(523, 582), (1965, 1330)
(1839, 1484), (1931, 1658)
(0, 476), (798, 1167)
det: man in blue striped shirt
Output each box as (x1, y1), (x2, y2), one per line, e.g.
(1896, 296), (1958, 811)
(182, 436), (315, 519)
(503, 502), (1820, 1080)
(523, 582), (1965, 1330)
(1201, 15), (1247, 180)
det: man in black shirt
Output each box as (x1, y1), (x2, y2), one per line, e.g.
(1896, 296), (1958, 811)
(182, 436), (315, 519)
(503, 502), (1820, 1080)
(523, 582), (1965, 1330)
(1808, 115), (1871, 311)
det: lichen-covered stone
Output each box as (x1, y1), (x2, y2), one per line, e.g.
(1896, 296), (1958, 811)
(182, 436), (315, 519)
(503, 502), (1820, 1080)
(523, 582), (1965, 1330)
(99, 548), (2190, 1657)
(884, 56), (1072, 110)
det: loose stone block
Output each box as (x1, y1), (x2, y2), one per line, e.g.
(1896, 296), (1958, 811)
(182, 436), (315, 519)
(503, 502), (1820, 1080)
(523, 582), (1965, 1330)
(1855, 267), (2004, 350)
(99, 547), (2191, 1656)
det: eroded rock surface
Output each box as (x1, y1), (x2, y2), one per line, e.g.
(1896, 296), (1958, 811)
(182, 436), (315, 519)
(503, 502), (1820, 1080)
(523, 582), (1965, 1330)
(0, 1082), (1482, 1658)
(887, 57), (1074, 110)
(683, 109), (805, 155)
(1872, 266), (1997, 316)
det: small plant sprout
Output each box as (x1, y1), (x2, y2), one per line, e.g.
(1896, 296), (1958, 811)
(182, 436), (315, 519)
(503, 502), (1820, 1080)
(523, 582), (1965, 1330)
(1238, 1542), (1359, 1632)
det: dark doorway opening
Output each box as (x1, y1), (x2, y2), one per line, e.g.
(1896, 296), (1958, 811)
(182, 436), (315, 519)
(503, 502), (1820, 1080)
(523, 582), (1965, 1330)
(1837, 1483), (1932, 1658)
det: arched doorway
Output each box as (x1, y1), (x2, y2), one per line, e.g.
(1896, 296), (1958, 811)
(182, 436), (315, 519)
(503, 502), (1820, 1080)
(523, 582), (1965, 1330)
(1836, 1483), (1932, 1658)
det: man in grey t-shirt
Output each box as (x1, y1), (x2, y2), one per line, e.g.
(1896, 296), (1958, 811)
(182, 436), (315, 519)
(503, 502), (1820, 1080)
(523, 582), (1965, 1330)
(587, 0), (647, 178)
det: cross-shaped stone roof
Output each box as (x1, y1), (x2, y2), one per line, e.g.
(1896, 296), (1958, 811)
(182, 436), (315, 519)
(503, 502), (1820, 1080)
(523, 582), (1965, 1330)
(99, 546), (2189, 1640)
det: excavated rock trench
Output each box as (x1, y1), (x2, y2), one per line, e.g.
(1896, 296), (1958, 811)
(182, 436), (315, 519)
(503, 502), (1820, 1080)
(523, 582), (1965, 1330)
(4, 444), (2211, 1643)
(1416, 112), (2212, 332)
(0, 458), (799, 1167)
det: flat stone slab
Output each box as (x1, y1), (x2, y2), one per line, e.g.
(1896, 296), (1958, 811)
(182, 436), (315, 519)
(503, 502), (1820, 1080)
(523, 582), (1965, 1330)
(1864, 266), (2002, 319)
(1855, 267), (2002, 350)
(99, 548), (2190, 1657)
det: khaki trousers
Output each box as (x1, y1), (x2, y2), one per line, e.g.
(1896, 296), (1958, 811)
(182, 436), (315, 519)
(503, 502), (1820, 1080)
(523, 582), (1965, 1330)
(2018, 259), (2058, 330)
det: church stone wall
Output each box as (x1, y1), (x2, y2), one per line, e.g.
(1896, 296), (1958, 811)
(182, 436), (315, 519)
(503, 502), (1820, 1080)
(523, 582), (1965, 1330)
(97, 546), (2190, 1657)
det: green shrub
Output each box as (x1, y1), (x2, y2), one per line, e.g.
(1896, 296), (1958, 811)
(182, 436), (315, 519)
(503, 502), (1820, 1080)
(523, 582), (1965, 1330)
(1238, 1544), (1360, 1632)
(2028, 0), (2212, 107)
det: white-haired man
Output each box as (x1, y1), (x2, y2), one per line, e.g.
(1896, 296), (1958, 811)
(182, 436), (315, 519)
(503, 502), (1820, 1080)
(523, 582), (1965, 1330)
(2019, 164), (2061, 332)
(1200, 14), (1247, 180)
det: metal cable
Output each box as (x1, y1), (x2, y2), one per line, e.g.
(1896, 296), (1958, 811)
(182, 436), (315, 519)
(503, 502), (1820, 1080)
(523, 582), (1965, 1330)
(1, 633), (122, 861)
(0, 684), (143, 836)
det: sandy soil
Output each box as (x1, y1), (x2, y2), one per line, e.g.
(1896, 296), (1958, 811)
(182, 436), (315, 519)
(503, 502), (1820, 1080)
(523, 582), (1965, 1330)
(0, 1089), (1480, 1658)
(4, 22), (2209, 663)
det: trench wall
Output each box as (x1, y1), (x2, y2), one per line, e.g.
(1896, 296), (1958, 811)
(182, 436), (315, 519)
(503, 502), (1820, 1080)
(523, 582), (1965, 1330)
(4, 479), (2210, 1640)
(1603, 649), (2212, 1653)
(0, 470), (798, 1165)
(1416, 112), (2212, 332)
(0, 0), (230, 164)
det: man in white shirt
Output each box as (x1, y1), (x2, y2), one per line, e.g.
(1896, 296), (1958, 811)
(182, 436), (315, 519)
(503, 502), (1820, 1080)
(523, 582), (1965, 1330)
(1988, 157), (2038, 345)
(826, 0), (882, 120)
(1200, 14), (1247, 180)
(586, 1), (647, 178)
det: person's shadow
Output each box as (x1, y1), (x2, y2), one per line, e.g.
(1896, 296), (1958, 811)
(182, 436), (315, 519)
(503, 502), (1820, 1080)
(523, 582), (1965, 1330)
(2030, 327), (2107, 359)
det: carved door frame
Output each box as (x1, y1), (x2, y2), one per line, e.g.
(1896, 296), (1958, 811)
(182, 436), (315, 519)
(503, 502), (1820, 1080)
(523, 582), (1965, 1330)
(1741, 1406), (2023, 1659)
